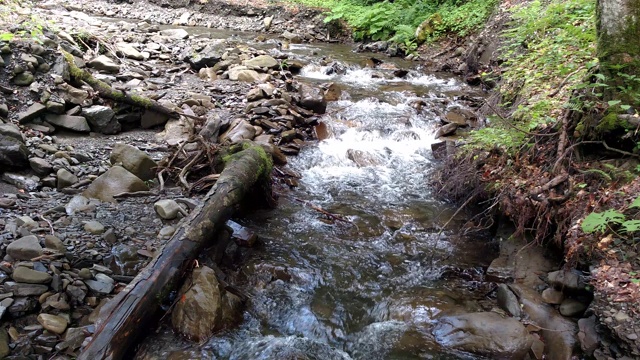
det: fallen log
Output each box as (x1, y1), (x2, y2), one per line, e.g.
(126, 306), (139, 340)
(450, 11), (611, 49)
(78, 144), (273, 360)
(61, 50), (179, 119)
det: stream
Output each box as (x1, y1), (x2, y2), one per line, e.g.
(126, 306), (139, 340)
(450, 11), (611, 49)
(136, 26), (497, 360)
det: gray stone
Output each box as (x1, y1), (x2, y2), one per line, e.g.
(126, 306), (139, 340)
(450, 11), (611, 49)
(0, 123), (24, 142)
(541, 288), (564, 304)
(84, 273), (114, 294)
(78, 268), (93, 280)
(57, 168), (78, 190)
(548, 270), (584, 291)
(58, 83), (88, 105)
(37, 313), (68, 334)
(219, 119), (255, 144)
(4, 282), (48, 296)
(243, 55), (279, 69)
(84, 221), (105, 235)
(0, 134), (29, 169)
(432, 312), (532, 359)
(81, 105), (120, 134)
(88, 55), (120, 73)
(154, 199), (185, 220)
(282, 30), (302, 43)
(159, 28), (189, 39)
(63, 327), (87, 350)
(30, 157), (53, 176)
(2, 172), (39, 190)
(185, 41), (225, 70)
(46, 99), (66, 114)
(45, 114), (90, 132)
(52, 55), (70, 81)
(0, 103), (7, 118)
(109, 143), (158, 181)
(13, 71), (34, 86)
(298, 83), (327, 114)
(18, 102), (47, 124)
(12, 266), (52, 284)
(16, 215), (37, 229)
(83, 165), (149, 202)
(7, 235), (43, 260)
(435, 123), (458, 138)
(559, 298), (587, 317)
(578, 316), (598, 355)
(0, 327), (9, 359)
(141, 109), (169, 129)
(44, 235), (66, 252)
(497, 284), (521, 317)
(116, 42), (144, 60)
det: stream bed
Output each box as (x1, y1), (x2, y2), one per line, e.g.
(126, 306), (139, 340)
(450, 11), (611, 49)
(134, 27), (497, 360)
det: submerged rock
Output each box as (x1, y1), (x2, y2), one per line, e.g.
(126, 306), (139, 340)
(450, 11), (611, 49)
(432, 312), (532, 359)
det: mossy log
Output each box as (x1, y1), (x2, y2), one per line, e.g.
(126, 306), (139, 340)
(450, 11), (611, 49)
(61, 50), (179, 119)
(78, 145), (273, 360)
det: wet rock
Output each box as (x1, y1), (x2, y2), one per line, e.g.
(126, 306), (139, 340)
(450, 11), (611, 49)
(243, 55), (279, 69)
(559, 298), (587, 317)
(13, 71), (34, 86)
(29, 157), (53, 176)
(172, 266), (225, 341)
(324, 83), (341, 101)
(497, 284), (521, 317)
(257, 142), (287, 165)
(230, 335), (351, 359)
(63, 327), (87, 351)
(12, 266), (52, 284)
(141, 109), (169, 129)
(84, 221), (105, 235)
(219, 119), (256, 144)
(509, 284), (577, 359)
(578, 316), (598, 355)
(116, 42), (144, 60)
(159, 28), (189, 39)
(88, 55), (120, 73)
(154, 199), (185, 220)
(541, 288), (564, 304)
(0, 134), (29, 169)
(84, 273), (114, 294)
(298, 83), (327, 114)
(445, 111), (469, 126)
(548, 270), (585, 291)
(228, 67), (263, 82)
(110, 143), (158, 181)
(45, 114), (90, 132)
(435, 123), (458, 138)
(282, 30), (303, 43)
(7, 235), (43, 260)
(37, 313), (68, 334)
(432, 312), (532, 359)
(227, 220), (258, 247)
(17, 102), (46, 124)
(81, 105), (121, 134)
(52, 55), (70, 81)
(57, 168), (78, 189)
(346, 149), (382, 167)
(186, 41), (225, 70)
(83, 165), (149, 202)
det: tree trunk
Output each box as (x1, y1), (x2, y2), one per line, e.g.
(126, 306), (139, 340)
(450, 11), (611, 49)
(596, 0), (640, 102)
(78, 145), (272, 360)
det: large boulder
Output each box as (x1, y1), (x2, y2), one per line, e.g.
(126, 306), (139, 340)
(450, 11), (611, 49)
(432, 312), (533, 359)
(171, 266), (241, 341)
(45, 114), (91, 132)
(0, 133), (29, 169)
(242, 55), (279, 69)
(185, 41), (225, 70)
(88, 55), (120, 73)
(298, 83), (327, 114)
(83, 166), (149, 202)
(228, 66), (265, 82)
(109, 143), (157, 181)
(81, 105), (121, 134)
(6, 235), (43, 261)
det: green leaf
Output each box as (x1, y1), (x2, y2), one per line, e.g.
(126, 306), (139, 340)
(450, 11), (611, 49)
(608, 100), (622, 106)
(621, 220), (640, 233)
(0, 33), (14, 41)
(630, 196), (640, 209)
(581, 209), (626, 233)
(620, 104), (631, 110)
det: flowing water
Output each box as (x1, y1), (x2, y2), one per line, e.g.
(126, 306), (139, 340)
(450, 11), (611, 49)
(138, 29), (498, 360)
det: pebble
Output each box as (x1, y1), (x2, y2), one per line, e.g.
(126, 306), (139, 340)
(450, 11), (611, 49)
(84, 221), (105, 235)
(37, 313), (68, 334)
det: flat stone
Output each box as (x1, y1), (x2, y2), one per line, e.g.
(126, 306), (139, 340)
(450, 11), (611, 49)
(228, 67), (263, 82)
(84, 273), (114, 294)
(37, 313), (68, 334)
(154, 199), (185, 220)
(7, 235), (43, 260)
(45, 114), (90, 132)
(110, 143), (157, 181)
(116, 42), (144, 60)
(0, 123), (24, 142)
(159, 28), (189, 39)
(84, 221), (105, 235)
(57, 168), (78, 190)
(12, 266), (52, 284)
(243, 55), (279, 69)
(16, 215), (37, 229)
(83, 165), (149, 202)
(227, 220), (258, 247)
(88, 55), (120, 73)
(4, 282), (49, 296)
(44, 235), (66, 252)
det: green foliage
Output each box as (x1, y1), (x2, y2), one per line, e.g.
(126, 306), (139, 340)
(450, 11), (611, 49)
(582, 195), (640, 234)
(301, 0), (497, 43)
(0, 1), (49, 43)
